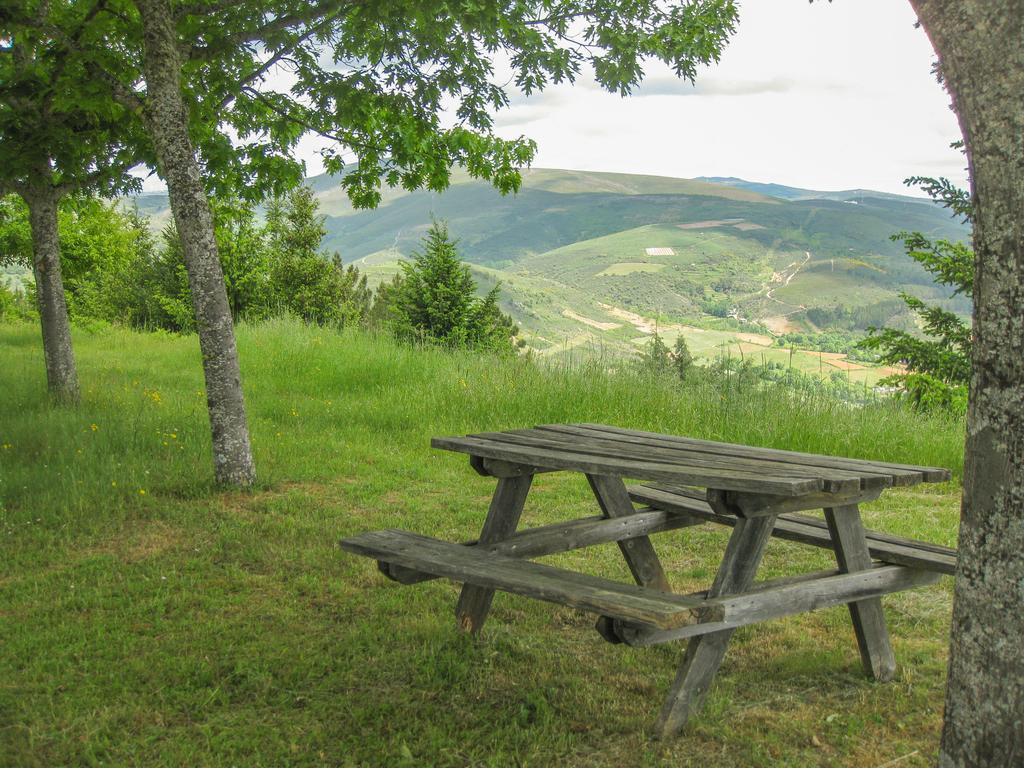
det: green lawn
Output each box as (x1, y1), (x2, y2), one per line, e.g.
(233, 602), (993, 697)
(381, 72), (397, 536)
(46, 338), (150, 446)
(0, 320), (964, 767)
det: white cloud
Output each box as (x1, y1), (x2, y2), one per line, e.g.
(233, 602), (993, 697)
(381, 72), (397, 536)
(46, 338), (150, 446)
(491, 0), (965, 195)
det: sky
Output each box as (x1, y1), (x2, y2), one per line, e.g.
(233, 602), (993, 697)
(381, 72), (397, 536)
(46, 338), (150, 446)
(483, 0), (967, 195)
(143, 0), (967, 196)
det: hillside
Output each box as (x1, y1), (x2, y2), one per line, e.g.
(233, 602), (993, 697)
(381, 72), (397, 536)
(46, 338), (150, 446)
(132, 168), (970, 371)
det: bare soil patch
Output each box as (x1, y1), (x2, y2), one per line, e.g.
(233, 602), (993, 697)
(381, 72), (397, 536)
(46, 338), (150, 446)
(561, 309), (621, 331)
(762, 315), (800, 335)
(735, 332), (774, 347)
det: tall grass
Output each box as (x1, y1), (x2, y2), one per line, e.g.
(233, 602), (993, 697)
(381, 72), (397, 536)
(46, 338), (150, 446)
(1, 318), (964, 555)
(2, 318), (963, 520)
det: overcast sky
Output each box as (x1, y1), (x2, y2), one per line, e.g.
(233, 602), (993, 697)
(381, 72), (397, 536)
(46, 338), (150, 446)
(145, 0), (965, 196)
(483, 0), (966, 195)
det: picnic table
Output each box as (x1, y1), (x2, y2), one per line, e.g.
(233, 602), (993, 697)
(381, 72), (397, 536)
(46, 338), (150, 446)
(340, 423), (956, 738)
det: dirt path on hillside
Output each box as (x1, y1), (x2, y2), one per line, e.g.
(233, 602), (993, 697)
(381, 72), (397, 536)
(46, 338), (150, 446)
(733, 250), (811, 335)
(764, 250), (811, 305)
(562, 309), (621, 330)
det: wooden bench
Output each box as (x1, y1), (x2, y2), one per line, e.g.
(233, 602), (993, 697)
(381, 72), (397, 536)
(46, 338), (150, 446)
(340, 423), (957, 738)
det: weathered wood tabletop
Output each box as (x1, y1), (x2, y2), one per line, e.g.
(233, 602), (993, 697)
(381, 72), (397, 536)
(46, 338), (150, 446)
(341, 423), (955, 738)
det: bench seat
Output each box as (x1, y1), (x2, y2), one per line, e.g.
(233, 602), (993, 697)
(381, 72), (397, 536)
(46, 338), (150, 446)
(341, 528), (715, 629)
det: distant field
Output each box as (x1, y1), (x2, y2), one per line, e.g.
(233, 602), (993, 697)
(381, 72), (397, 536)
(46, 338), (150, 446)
(124, 166), (971, 395)
(630, 324), (899, 387)
(772, 268), (893, 308)
(354, 249), (901, 384)
(130, 167), (971, 362)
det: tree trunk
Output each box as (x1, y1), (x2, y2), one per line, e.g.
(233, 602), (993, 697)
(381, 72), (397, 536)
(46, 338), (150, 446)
(26, 188), (80, 405)
(135, 0), (255, 486)
(909, 2), (1024, 765)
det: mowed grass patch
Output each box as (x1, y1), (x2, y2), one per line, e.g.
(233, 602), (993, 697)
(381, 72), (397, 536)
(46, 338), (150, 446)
(0, 319), (963, 766)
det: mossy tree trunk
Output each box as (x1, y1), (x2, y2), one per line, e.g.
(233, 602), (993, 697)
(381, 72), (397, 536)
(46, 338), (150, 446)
(135, 0), (255, 486)
(24, 183), (79, 405)
(909, 1), (1024, 765)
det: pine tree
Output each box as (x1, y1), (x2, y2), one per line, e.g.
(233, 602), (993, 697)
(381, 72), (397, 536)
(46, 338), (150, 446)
(638, 332), (673, 376)
(391, 221), (516, 352)
(266, 186), (369, 328)
(859, 176), (972, 412)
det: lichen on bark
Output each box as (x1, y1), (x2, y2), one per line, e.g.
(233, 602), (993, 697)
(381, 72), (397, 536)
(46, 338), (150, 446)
(26, 186), (79, 405)
(136, 0), (255, 486)
(909, 1), (1024, 765)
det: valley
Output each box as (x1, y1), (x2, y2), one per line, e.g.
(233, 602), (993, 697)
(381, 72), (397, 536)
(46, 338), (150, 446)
(132, 167), (971, 383)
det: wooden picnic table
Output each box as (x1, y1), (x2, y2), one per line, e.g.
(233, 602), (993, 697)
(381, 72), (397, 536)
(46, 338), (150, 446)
(340, 423), (956, 738)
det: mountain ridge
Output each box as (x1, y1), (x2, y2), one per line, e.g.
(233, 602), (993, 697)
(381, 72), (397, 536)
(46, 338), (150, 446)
(696, 176), (933, 205)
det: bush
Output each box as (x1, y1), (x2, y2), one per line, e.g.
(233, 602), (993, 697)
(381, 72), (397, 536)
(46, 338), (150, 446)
(858, 176), (973, 411)
(265, 189), (371, 328)
(0, 278), (33, 322)
(0, 187), (373, 334)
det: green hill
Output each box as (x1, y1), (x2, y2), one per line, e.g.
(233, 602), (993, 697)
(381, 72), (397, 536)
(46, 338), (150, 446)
(131, 168), (971, 365)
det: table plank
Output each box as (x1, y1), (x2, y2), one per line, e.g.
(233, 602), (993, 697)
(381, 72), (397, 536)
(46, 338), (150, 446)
(341, 529), (716, 630)
(567, 423), (951, 484)
(480, 429), (879, 493)
(629, 485), (958, 575)
(613, 565), (941, 647)
(540, 424), (914, 487)
(432, 435), (824, 497)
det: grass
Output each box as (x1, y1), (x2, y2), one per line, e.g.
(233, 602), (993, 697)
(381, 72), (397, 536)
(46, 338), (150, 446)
(0, 319), (964, 767)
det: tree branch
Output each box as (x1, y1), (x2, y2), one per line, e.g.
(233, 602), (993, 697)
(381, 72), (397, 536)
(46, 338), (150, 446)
(239, 85), (368, 150)
(187, 0), (357, 61)
(215, 38), (297, 111)
(48, 0), (109, 93)
(86, 62), (146, 113)
(173, 0), (250, 20)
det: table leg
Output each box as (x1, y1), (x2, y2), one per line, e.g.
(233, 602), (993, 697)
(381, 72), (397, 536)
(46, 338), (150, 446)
(824, 504), (897, 681)
(587, 474), (671, 592)
(455, 474), (534, 634)
(654, 514), (777, 739)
